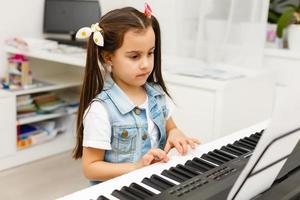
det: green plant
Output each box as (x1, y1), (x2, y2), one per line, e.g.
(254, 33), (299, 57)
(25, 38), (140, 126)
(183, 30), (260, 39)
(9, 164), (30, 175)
(268, 0), (286, 23)
(276, 0), (300, 38)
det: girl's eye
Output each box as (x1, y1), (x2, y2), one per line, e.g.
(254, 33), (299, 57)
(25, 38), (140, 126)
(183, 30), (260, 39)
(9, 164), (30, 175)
(148, 51), (154, 56)
(130, 55), (139, 59)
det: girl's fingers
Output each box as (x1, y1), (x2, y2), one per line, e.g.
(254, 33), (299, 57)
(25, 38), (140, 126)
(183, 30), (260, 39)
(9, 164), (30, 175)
(163, 142), (172, 153)
(143, 154), (154, 165)
(187, 138), (200, 149)
(179, 140), (188, 155)
(192, 138), (201, 144)
(149, 148), (169, 162)
(173, 141), (183, 155)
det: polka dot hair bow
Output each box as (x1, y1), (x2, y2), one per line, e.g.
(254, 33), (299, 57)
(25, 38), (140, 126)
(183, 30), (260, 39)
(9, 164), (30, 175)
(76, 22), (104, 47)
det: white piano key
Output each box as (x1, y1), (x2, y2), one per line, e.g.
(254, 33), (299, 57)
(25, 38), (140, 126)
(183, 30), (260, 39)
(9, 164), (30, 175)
(138, 182), (161, 194)
(197, 157), (219, 167)
(156, 173), (180, 185)
(219, 149), (238, 158)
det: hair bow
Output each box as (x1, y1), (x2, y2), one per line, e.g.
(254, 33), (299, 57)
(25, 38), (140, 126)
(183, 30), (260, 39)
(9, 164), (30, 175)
(144, 3), (152, 17)
(76, 22), (104, 47)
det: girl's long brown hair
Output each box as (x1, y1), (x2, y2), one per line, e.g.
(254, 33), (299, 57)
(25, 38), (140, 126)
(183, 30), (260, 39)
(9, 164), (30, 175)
(73, 7), (170, 159)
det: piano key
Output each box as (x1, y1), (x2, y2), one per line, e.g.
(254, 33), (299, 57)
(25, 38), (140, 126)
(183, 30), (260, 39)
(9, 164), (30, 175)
(156, 174), (180, 185)
(233, 141), (253, 151)
(240, 138), (256, 148)
(208, 151), (231, 162)
(236, 140), (255, 150)
(214, 149), (237, 159)
(169, 167), (191, 180)
(119, 187), (143, 200)
(201, 153), (225, 165)
(249, 134), (260, 141)
(220, 146), (243, 156)
(170, 166), (194, 179)
(111, 189), (140, 200)
(142, 177), (165, 192)
(184, 160), (209, 173)
(256, 130), (263, 136)
(192, 157), (217, 169)
(227, 144), (249, 154)
(161, 169), (185, 183)
(121, 186), (149, 199)
(150, 174), (176, 188)
(255, 132), (262, 137)
(138, 182), (160, 194)
(130, 182), (157, 196)
(176, 164), (201, 176)
(244, 136), (258, 144)
(97, 195), (110, 200)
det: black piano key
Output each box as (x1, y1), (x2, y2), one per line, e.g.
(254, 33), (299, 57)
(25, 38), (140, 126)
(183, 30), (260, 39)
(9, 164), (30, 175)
(176, 164), (200, 176)
(161, 169), (185, 183)
(129, 183), (156, 197)
(112, 189), (141, 200)
(192, 157), (216, 169)
(170, 166), (194, 179)
(119, 187), (143, 200)
(142, 177), (165, 192)
(169, 167), (191, 180)
(255, 132), (262, 138)
(213, 149), (236, 159)
(237, 139), (255, 151)
(150, 174), (176, 189)
(97, 195), (110, 200)
(245, 136), (258, 144)
(240, 138), (256, 148)
(256, 131), (263, 136)
(208, 151), (231, 162)
(121, 186), (149, 199)
(227, 144), (249, 154)
(233, 141), (253, 151)
(201, 153), (225, 165)
(249, 135), (259, 143)
(184, 160), (208, 173)
(221, 146), (243, 156)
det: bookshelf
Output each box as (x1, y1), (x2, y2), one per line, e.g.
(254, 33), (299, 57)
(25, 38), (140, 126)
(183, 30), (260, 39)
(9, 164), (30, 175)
(0, 45), (84, 171)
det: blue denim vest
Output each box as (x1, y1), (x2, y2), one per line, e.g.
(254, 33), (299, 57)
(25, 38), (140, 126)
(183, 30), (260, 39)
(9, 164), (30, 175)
(95, 76), (168, 164)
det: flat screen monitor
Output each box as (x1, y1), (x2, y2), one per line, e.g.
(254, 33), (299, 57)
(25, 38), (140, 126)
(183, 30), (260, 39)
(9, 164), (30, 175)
(43, 0), (101, 35)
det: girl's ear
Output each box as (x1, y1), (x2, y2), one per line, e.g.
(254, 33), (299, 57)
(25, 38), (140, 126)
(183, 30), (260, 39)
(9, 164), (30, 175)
(101, 51), (113, 65)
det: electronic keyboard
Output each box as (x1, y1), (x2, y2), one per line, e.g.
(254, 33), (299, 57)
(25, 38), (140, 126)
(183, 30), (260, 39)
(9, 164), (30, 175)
(59, 121), (300, 200)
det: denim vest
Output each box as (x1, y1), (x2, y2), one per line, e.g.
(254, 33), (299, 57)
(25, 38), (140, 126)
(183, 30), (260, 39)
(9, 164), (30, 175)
(95, 76), (168, 165)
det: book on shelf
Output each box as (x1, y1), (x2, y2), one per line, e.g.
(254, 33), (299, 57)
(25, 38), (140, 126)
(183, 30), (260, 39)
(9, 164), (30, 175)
(17, 120), (59, 149)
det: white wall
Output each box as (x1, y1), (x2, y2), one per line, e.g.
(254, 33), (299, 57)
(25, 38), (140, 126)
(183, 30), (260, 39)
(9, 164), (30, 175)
(0, 0), (202, 78)
(0, 0), (44, 77)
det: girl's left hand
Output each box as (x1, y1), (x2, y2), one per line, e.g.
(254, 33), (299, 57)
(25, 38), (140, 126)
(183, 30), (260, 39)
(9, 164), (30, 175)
(164, 128), (201, 155)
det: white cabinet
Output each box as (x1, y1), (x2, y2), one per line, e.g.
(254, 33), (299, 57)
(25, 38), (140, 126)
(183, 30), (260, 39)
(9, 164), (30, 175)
(0, 91), (16, 158)
(164, 58), (275, 143)
(0, 46), (85, 171)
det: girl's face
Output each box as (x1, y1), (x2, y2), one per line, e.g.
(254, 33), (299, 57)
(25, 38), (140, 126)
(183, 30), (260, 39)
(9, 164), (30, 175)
(108, 26), (155, 90)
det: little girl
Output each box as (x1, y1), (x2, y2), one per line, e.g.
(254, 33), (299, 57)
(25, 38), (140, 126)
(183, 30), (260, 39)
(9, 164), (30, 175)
(73, 4), (200, 185)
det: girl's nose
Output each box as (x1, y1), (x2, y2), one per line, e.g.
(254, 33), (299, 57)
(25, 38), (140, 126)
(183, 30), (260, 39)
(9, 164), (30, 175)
(140, 57), (149, 69)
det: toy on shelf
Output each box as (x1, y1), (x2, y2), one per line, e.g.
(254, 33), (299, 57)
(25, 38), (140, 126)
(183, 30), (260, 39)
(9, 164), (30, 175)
(7, 54), (32, 88)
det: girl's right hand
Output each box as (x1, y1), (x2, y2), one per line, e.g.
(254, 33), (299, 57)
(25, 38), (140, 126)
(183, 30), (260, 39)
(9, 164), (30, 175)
(135, 148), (169, 169)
